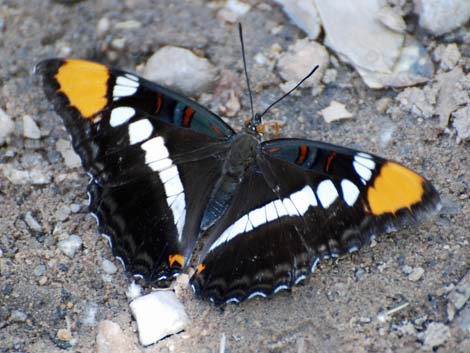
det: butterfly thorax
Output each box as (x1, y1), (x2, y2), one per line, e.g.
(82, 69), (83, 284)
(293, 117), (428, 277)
(200, 133), (259, 231)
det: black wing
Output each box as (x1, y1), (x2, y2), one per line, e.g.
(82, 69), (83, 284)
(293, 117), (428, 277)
(36, 58), (233, 281)
(190, 138), (440, 304)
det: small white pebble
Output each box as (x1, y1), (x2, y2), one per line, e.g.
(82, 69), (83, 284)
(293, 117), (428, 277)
(130, 291), (190, 346)
(58, 234), (83, 258)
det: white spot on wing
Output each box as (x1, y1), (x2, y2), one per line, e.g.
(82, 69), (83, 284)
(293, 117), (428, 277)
(249, 207), (267, 228)
(128, 119), (153, 145)
(283, 198), (299, 216)
(355, 155), (375, 170)
(141, 136), (187, 241)
(290, 185), (316, 214)
(273, 200), (288, 218)
(113, 85), (137, 98)
(163, 175), (184, 197)
(141, 137), (169, 165)
(265, 201), (278, 222)
(341, 179), (360, 206)
(316, 180), (339, 208)
(110, 106), (135, 127)
(116, 75), (139, 87)
(353, 161), (372, 181)
(159, 165), (178, 184)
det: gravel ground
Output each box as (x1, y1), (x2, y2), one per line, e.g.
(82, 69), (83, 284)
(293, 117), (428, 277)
(0, 0), (469, 352)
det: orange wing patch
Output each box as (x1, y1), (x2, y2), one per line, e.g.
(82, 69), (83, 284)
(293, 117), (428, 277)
(367, 162), (425, 215)
(168, 254), (184, 268)
(195, 263), (206, 275)
(55, 59), (109, 119)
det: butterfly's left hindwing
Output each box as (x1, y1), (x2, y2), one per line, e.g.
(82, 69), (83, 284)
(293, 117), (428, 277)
(37, 58), (233, 281)
(190, 139), (440, 304)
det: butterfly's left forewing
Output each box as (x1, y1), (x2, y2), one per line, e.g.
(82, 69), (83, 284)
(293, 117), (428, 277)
(37, 58), (233, 281)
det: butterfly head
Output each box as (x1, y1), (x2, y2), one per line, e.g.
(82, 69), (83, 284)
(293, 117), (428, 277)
(244, 112), (264, 137)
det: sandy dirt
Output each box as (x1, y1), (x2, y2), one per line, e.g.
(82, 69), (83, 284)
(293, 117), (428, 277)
(0, 0), (469, 352)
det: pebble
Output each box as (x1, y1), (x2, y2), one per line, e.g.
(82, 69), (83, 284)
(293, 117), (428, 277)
(216, 0), (251, 24)
(408, 267), (425, 282)
(355, 268), (366, 281)
(81, 302), (98, 327)
(277, 39), (329, 92)
(55, 139), (81, 168)
(375, 97), (392, 114)
(96, 17), (110, 38)
(419, 322), (450, 350)
(55, 205), (71, 222)
(435, 67), (468, 126)
(130, 291), (190, 346)
(70, 204), (81, 213)
(273, 0), (321, 39)
(319, 101), (353, 123)
(143, 46), (217, 97)
(24, 211), (43, 233)
(447, 270), (470, 321)
(38, 276), (48, 286)
(10, 310), (27, 323)
(101, 259), (117, 275)
(0, 108), (14, 145)
(33, 264), (47, 277)
(2, 164), (51, 185)
(57, 234), (83, 258)
(126, 281), (142, 301)
(376, 6), (407, 33)
(57, 328), (72, 342)
(396, 87), (435, 119)
(22, 115), (41, 139)
(414, 0), (470, 36)
(96, 320), (139, 353)
(402, 265), (413, 275)
(114, 20), (141, 30)
(433, 43), (461, 71)
(452, 105), (470, 143)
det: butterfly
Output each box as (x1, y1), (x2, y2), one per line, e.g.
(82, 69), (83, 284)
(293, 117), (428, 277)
(36, 57), (440, 305)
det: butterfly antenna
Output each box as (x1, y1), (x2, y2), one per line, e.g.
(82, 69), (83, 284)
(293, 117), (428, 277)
(239, 23), (256, 124)
(258, 65), (319, 120)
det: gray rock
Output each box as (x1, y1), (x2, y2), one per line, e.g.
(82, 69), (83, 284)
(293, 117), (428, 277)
(435, 68), (469, 127)
(130, 291), (190, 346)
(2, 164), (51, 185)
(57, 234), (83, 258)
(96, 320), (139, 353)
(447, 270), (470, 321)
(126, 281), (142, 301)
(452, 106), (470, 143)
(55, 205), (71, 222)
(81, 302), (98, 327)
(55, 139), (81, 168)
(24, 211), (43, 233)
(414, 0), (470, 36)
(22, 115), (41, 139)
(33, 264), (47, 277)
(217, 0), (251, 24)
(10, 310), (27, 323)
(316, 0), (433, 88)
(143, 46), (217, 97)
(419, 322), (450, 350)
(101, 259), (117, 275)
(319, 100), (353, 123)
(277, 39), (329, 93)
(408, 267), (425, 282)
(273, 0), (321, 39)
(0, 108), (14, 145)
(433, 43), (461, 71)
